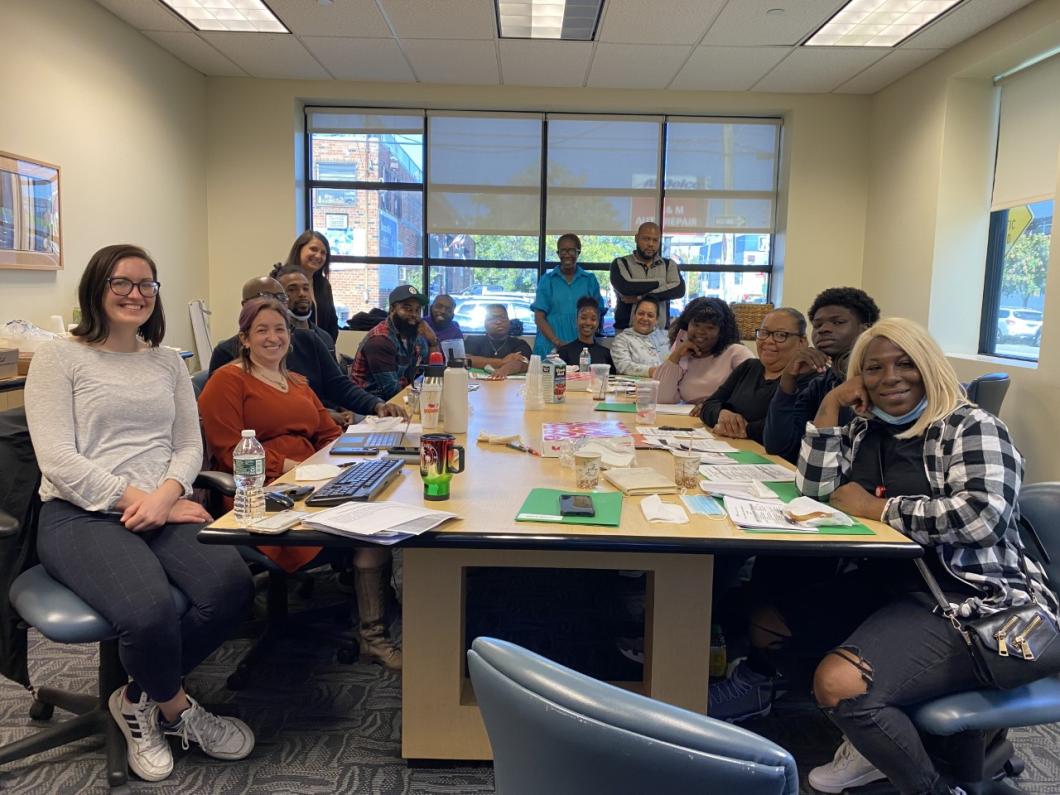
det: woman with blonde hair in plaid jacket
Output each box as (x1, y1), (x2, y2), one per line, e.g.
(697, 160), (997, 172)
(711, 318), (1057, 795)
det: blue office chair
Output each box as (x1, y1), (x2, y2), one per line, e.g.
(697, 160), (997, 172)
(467, 636), (798, 795)
(965, 373), (1010, 417)
(909, 482), (1060, 795)
(0, 516), (188, 791)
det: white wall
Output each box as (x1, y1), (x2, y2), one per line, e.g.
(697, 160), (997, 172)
(0, 0), (208, 354)
(204, 80), (870, 343)
(863, 0), (1060, 481)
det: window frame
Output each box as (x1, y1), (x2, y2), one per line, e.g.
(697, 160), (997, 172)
(304, 107), (782, 322)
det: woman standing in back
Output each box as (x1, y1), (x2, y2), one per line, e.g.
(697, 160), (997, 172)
(284, 230), (339, 342)
(25, 245), (255, 783)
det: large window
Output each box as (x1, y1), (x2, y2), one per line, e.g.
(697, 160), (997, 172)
(979, 56), (1058, 362)
(306, 108), (782, 331)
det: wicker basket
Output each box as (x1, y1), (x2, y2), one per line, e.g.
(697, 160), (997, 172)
(731, 302), (774, 340)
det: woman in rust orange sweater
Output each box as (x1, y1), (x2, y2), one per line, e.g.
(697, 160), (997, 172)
(199, 298), (401, 670)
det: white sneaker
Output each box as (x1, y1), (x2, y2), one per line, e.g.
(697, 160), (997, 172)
(107, 685), (173, 782)
(808, 738), (886, 793)
(165, 695), (255, 760)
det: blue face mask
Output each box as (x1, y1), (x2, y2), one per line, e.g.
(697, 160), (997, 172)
(871, 396), (928, 425)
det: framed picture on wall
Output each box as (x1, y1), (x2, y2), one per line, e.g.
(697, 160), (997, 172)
(0, 151), (63, 270)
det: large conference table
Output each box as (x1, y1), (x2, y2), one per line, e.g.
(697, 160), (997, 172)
(200, 377), (921, 761)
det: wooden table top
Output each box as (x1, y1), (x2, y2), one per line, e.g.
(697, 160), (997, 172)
(201, 379), (921, 558)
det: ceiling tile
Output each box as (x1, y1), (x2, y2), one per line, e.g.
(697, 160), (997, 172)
(303, 37), (416, 82)
(198, 33), (331, 79)
(266, 0), (394, 37)
(142, 31), (248, 76)
(378, 0), (497, 39)
(702, 0), (847, 46)
(587, 43), (692, 89)
(401, 39), (500, 84)
(752, 47), (888, 93)
(93, 0), (189, 32)
(901, 0), (1038, 49)
(598, 0), (727, 45)
(834, 48), (944, 93)
(670, 46), (791, 91)
(499, 40), (593, 87)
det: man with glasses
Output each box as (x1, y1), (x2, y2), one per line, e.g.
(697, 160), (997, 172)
(208, 276), (405, 421)
(273, 265), (336, 357)
(610, 221), (685, 332)
(530, 233), (605, 356)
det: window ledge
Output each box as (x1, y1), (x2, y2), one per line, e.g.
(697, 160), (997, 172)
(946, 352), (1039, 371)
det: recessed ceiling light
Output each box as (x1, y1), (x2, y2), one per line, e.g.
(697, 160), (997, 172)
(496, 0), (603, 40)
(158, 0), (290, 33)
(805, 0), (964, 47)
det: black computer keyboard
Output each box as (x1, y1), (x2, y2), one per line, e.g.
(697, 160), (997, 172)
(305, 458), (404, 507)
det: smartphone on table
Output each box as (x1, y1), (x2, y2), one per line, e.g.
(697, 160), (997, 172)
(559, 494), (595, 517)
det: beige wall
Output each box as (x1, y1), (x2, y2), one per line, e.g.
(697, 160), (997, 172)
(0, 0), (208, 355)
(204, 80), (870, 343)
(863, 0), (1060, 480)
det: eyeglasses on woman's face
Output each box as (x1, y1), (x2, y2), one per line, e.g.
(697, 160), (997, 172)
(754, 328), (801, 343)
(106, 277), (161, 298)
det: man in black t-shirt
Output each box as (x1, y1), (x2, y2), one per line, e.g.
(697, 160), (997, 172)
(464, 304), (532, 380)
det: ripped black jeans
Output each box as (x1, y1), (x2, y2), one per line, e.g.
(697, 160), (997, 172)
(823, 596), (981, 795)
(761, 562), (982, 795)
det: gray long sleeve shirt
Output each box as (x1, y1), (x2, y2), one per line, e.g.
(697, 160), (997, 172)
(25, 339), (203, 512)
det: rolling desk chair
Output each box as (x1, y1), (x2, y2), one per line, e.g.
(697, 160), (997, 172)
(0, 539), (188, 791)
(908, 483), (1060, 794)
(467, 636), (798, 795)
(965, 373), (1010, 417)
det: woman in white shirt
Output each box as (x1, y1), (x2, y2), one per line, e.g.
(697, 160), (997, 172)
(25, 245), (255, 783)
(610, 297), (671, 377)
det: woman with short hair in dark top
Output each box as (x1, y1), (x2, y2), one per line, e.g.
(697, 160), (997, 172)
(283, 231), (338, 342)
(699, 307), (808, 442)
(556, 296), (615, 373)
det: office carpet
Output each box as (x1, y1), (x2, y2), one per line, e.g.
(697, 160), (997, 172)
(0, 576), (1058, 794)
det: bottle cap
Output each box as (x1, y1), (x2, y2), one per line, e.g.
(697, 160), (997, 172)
(428, 351), (444, 365)
(241, 429), (256, 437)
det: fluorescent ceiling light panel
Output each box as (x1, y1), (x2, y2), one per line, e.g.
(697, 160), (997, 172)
(805, 0), (963, 47)
(497, 0), (602, 40)
(159, 0), (289, 33)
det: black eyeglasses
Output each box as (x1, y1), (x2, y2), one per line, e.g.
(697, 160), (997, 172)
(755, 329), (801, 342)
(107, 278), (161, 298)
(246, 291), (289, 304)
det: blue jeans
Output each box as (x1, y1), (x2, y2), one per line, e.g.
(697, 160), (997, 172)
(37, 500), (252, 703)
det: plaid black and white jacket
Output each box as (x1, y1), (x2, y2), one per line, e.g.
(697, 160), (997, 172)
(797, 404), (1058, 617)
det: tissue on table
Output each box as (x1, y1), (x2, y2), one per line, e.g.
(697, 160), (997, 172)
(782, 496), (854, 527)
(577, 438), (636, 469)
(640, 494), (689, 524)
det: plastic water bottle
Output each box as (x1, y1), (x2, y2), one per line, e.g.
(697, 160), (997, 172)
(233, 429), (266, 524)
(579, 346), (591, 374)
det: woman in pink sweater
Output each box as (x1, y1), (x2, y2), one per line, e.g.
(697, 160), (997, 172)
(655, 297), (754, 405)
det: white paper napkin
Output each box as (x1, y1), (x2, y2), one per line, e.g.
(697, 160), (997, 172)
(782, 496), (855, 527)
(294, 464), (343, 481)
(640, 494), (689, 524)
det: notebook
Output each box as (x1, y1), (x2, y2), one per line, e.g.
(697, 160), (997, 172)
(603, 467), (679, 496)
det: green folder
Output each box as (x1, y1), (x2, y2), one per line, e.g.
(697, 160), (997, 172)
(515, 489), (623, 527)
(724, 451), (773, 464)
(739, 481), (875, 535)
(594, 402), (636, 413)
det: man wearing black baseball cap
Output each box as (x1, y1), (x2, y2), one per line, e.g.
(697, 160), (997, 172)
(350, 284), (439, 401)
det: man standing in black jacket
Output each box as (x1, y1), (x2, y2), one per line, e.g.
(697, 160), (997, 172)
(609, 221), (685, 332)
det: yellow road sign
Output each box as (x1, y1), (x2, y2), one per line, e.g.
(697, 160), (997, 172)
(1006, 205), (1033, 248)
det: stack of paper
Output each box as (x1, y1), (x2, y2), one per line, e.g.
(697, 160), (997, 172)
(302, 501), (457, 545)
(723, 496), (855, 533)
(699, 480), (782, 501)
(698, 464), (796, 482)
